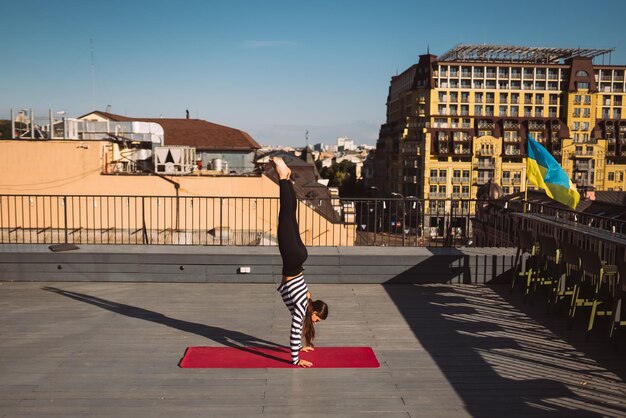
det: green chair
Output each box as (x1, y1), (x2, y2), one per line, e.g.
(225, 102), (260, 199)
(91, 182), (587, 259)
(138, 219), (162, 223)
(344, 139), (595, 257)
(525, 235), (560, 303)
(549, 242), (580, 314)
(609, 261), (626, 343)
(511, 230), (538, 294)
(575, 250), (618, 340)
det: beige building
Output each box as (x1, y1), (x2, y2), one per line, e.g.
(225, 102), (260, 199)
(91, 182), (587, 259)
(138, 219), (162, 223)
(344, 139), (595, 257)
(0, 140), (355, 246)
(374, 44), (626, 204)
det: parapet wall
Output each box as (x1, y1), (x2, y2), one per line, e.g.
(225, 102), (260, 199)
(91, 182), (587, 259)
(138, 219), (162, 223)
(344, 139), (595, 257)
(0, 245), (517, 284)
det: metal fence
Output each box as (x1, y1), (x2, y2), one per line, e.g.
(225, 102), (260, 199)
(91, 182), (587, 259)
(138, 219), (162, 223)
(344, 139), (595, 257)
(0, 194), (479, 247)
(1, 194), (625, 249)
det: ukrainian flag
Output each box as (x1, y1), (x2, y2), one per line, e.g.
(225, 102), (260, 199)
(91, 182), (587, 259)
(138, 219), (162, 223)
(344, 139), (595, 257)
(526, 135), (580, 209)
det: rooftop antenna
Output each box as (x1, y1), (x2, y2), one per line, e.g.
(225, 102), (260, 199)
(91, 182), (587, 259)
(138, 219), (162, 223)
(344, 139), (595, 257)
(90, 39), (96, 110)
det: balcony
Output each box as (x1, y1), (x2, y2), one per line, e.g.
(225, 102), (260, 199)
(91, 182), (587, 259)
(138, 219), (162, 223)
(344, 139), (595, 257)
(477, 161), (495, 169)
(574, 150), (594, 158)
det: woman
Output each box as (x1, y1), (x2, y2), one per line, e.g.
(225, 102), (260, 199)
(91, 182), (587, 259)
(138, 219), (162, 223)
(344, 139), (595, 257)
(272, 156), (329, 368)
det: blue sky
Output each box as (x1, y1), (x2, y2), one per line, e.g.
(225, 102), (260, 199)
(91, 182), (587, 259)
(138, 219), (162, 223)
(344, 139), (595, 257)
(2, 0), (626, 146)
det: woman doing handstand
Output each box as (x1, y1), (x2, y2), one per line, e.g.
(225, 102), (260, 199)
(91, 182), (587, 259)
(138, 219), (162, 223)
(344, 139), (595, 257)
(272, 157), (328, 368)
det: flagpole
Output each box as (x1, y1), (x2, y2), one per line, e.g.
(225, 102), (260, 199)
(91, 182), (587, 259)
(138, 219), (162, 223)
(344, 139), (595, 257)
(523, 177), (528, 213)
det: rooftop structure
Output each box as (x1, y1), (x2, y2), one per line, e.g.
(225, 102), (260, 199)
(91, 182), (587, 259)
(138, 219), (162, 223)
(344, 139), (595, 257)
(80, 111), (261, 152)
(438, 44), (615, 64)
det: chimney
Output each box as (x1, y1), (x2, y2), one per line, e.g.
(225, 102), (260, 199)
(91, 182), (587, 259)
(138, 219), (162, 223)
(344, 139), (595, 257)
(186, 109), (189, 119)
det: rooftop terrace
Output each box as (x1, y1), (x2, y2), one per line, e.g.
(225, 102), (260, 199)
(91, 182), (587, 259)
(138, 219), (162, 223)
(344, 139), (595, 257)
(1, 277), (626, 417)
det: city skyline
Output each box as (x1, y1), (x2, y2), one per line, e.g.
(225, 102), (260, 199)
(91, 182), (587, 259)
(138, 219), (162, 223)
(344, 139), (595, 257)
(3, 0), (626, 146)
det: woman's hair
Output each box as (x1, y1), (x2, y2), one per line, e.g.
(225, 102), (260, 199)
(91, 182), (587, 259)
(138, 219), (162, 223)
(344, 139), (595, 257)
(302, 300), (328, 347)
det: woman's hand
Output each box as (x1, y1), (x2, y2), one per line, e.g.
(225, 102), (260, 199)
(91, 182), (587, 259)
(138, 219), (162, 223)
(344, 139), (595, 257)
(301, 346), (315, 352)
(297, 359), (313, 367)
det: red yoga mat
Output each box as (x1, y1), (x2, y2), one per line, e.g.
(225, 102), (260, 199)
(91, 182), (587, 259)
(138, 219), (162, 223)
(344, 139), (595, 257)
(179, 346), (379, 368)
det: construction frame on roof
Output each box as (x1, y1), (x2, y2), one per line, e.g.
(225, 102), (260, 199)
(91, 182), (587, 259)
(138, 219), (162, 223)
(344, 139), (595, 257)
(438, 44), (615, 64)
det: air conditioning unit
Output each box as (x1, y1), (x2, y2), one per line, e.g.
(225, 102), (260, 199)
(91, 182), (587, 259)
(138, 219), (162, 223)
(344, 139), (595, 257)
(154, 146), (196, 174)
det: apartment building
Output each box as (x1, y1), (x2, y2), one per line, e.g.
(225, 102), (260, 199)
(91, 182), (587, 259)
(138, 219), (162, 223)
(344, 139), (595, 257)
(374, 44), (626, 203)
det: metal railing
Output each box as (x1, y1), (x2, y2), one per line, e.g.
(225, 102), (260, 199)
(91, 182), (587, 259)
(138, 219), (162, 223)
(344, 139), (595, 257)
(0, 194), (479, 247)
(1, 194), (625, 252)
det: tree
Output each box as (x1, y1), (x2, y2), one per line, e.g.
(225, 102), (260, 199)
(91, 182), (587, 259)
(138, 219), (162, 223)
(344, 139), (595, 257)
(318, 159), (365, 197)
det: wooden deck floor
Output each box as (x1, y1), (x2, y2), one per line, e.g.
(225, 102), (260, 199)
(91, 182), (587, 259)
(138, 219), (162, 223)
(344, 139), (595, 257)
(1, 281), (625, 417)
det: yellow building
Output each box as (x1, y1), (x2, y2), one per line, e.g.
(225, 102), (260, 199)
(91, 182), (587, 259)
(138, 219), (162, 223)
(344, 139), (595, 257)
(374, 44), (626, 202)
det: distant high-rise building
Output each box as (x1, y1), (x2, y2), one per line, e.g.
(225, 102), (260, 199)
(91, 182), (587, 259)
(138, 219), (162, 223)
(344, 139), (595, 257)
(374, 44), (626, 201)
(337, 136), (356, 151)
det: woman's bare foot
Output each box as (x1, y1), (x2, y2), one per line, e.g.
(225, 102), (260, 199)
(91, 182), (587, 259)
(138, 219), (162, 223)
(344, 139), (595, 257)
(271, 157), (291, 180)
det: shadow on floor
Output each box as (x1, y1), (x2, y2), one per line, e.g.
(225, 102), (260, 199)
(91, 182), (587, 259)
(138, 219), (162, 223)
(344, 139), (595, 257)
(42, 286), (291, 366)
(383, 250), (626, 417)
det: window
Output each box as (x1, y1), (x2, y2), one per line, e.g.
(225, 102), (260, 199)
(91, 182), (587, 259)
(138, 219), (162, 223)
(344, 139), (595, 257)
(577, 82), (589, 90)
(438, 185), (446, 194)
(453, 169), (461, 178)
(462, 170), (470, 179)
(430, 185), (437, 194)
(505, 130), (519, 141)
(576, 70), (589, 77)
(430, 169), (437, 179)
(439, 169), (447, 179)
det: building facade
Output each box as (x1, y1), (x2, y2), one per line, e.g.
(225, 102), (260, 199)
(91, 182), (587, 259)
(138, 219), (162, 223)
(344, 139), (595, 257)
(374, 44), (626, 202)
